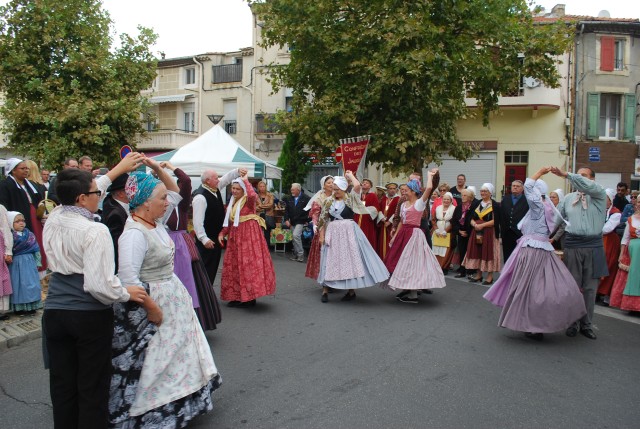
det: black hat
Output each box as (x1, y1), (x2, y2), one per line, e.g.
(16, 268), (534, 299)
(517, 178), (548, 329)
(107, 173), (129, 193)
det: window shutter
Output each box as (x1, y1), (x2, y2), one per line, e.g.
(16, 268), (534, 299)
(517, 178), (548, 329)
(624, 94), (637, 140)
(600, 36), (615, 72)
(587, 93), (600, 139)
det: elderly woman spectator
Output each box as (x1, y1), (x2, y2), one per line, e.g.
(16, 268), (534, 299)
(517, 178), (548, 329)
(431, 191), (456, 275)
(42, 155), (148, 429)
(317, 172), (389, 303)
(217, 171), (276, 307)
(0, 158), (47, 275)
(548, 188), (566, 250)
(256, 180), (276, 246)
(451, 188), (479, 278)
(463, 183), (501, 285)
(431, 182), (458, 218)
(109, 160), (220, 427)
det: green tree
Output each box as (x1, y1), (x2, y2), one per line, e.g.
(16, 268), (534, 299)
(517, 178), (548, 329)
(277, 131), (311, 191)
(251, 0), (572, 172)
(0, 0), (158, 169)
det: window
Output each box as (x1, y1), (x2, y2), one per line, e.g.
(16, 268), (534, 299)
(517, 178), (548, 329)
(184, 67), (195, 86)
(600, 36), (625, 72)
(504, 151), (528, 164)
(614, 40), (624, 71)
(223, 99), (237, 134)
(183, 102), (195, 132)
(599, 94), (621, 139)
(285, 97), (293, 112)
(587, 93), (636, 141)
(224, 120), (237, 134)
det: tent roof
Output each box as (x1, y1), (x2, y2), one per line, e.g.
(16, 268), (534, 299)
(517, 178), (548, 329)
(164, 125), (282, 179)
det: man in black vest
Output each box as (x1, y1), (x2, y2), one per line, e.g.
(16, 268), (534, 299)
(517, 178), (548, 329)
(499, 180), (529, 262)
(283, 183), (311, 262)
(193, 167), (246, 284)
(101, 173), (129, 272)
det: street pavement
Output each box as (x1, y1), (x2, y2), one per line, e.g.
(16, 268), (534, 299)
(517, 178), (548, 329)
(1, 252), (639, 429)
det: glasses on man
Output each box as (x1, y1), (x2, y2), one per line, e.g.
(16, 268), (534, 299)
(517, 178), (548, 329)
(84, 190), (102, 197)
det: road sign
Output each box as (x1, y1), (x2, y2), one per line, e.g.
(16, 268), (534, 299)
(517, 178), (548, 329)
(334, 146), (342, 163)
(120, 145), (133, 159)
(588, 146), (600, 162)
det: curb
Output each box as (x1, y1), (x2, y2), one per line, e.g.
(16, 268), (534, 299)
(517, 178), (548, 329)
(0, 312), (42, 352)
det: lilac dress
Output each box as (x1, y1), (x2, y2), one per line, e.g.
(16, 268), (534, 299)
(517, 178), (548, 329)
(484, 178), (586, 333)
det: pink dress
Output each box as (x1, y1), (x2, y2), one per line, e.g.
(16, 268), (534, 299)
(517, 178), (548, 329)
(384, 199), (446, 290)
(219, 179), (276, 302)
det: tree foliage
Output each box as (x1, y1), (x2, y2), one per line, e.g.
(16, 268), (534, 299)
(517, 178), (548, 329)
(251, 0), (573, 173)
(277, 131), (311, 190)
(0, 0), (158, 169)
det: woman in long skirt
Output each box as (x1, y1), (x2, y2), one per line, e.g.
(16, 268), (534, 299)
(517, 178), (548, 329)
(451, 189), (478, 278)
(384, 169), (445, 303)
(463, 183), (501, 285)
(304, 175), (333, 280)
(317, 172), (389, 303)
(610, 195), (640, 312)
(484, 167), (586, 340)
(110, 161), (220, 428)
(596, 188), (621, 306)
(217, 172), (276, 307)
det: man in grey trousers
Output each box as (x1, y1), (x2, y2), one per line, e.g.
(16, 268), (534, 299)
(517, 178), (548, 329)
(283, 183), (310, 262)
(551, 166), (607, 340)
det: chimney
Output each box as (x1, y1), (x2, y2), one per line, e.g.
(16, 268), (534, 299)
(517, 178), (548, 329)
(551, 4), (566, 17)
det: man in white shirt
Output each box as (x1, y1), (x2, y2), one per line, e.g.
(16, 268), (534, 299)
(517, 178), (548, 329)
(192, 167), (246, 284)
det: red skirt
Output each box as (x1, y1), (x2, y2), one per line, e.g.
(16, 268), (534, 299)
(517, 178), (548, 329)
(220, 220), (276, 302)
(384, 225), (419, 273)
(305, 234), (322, 280)
(463, 223), (501, 272)
(597, 232), (621, 296)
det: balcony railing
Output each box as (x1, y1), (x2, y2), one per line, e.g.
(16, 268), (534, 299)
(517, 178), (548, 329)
(136, 129), (198, 150)
(212, 64), (242, 84)
(255, 114), (280, 134)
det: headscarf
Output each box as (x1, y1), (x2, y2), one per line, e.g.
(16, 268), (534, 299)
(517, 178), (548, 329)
(480, 183), (495, 196)
(441, 191), (454, 203)
(125, 172), (161, 210)
(407, 179), (422, 197)
(304, 175), (334, 211)
(7, 211), (22, 231)
(223, 177), (248, 228)
(551, 188), (564, 204)
(333, 176), (348, 191)
(5, 158), (23, 175)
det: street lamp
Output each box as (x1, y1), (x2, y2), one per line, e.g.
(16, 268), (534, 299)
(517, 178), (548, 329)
(207, 114), (224, 125)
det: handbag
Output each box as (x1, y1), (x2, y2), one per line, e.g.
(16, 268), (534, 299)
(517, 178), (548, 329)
(36, 192), (57, 219)
(432, 232), (451, 248)
(475, 232), (483, 245)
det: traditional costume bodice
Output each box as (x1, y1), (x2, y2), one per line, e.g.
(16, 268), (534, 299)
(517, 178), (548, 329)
(125, 221), (175, 283)
(329, 200), (355, 220)
(401, 200), (426, 226)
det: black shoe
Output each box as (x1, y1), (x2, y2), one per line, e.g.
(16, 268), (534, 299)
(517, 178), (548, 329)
(321, 293), (328, 303)
(565, 326), (578, 337)
(26, 309), (36, 315)
(421, 289), (433, 294)
(14, 310), (25, 315)
(0, 314), (9, 321)
(525, 332), (544, 341)
(454, 273), (466, 278)
(236, 300), (257, 308)
(395, 290), (409, 300)
(580, 328), (597, 340)
(398, 296), (418, 304)
(340, 292), (356, 301)
(468, 277), (482, 283)
(442, 269), (449, 276)
(227, 301), (241, 307)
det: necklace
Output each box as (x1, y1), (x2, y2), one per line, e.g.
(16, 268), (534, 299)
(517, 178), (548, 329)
(132, 213), (156, 228)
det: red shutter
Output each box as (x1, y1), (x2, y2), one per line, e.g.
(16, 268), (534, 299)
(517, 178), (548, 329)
(600, 36), (615, 71)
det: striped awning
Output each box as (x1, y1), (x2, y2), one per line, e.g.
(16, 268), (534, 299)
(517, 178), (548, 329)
(148, 94), (194, 104)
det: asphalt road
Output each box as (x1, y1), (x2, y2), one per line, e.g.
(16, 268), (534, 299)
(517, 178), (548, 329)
(1, 252), (639, 429)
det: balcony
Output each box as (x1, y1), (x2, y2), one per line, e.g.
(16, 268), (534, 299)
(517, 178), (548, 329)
(212, 64), (242, 84)
(254, 113), (285, 141)
(136, 129), (198, 150)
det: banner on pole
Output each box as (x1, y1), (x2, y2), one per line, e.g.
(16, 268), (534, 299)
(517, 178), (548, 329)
(340, 135), (370, 173)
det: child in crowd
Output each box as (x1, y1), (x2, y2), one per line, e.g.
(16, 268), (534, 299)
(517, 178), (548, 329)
(7, 211), (42, 315)
(0, 204), (12, 320)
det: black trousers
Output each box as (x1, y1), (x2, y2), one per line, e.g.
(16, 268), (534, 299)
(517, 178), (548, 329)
(44, 309), (114, 429)
(197, 241), (222, 285)
(502, 229), (522, 263)
(456, 234), (470, 273)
